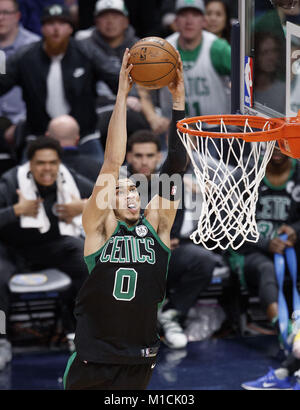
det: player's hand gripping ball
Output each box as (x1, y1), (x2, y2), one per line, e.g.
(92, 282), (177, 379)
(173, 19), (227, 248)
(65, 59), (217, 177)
(128, 37), (179, 89)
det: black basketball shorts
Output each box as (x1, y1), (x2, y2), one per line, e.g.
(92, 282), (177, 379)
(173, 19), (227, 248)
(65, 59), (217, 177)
(63, 352), (155, 390)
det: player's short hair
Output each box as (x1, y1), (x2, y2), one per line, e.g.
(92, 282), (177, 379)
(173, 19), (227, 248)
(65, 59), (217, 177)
(127, 130), (161, 152)
(27, 137), (63, 160)
(117, 177), (136, 186)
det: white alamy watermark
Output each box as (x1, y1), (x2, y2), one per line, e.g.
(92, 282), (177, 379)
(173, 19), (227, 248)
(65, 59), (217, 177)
(0, 310), (6, 335)
(94, 169), (203, 220)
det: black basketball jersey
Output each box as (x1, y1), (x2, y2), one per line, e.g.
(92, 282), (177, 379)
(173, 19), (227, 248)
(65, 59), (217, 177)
(74, 216), (171, 364)
(256, 159), (300, 240)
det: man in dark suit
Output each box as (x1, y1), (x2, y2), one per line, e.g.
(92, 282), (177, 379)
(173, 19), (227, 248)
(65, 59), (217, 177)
(47, 115), (101, 183)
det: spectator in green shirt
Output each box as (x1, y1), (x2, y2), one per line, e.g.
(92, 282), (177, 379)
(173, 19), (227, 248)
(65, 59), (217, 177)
(158, 0), (231, 119)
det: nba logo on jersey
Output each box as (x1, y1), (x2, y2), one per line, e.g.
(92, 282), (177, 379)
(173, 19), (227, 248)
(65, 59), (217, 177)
(135, 225), (148, 237)
(244, 56), (253, 108)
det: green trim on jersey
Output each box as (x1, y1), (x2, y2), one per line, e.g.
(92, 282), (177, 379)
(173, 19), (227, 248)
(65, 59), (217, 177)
(263, 159), (297, 191)
(210, 38), (231, 75)
(118, 220), (138, 231)
(84, 217), (171, 274)
(143, 217), (171, 254)
(157, 250), (171, 311)
(156, 244), (171, 342)
(177, 42), (202, 63)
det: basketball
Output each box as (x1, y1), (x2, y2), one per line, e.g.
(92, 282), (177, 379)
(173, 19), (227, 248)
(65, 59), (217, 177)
(128, 37), (179, 89)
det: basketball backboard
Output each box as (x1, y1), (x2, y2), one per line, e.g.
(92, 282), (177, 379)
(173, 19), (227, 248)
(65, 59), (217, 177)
(236, 0), (300, 118)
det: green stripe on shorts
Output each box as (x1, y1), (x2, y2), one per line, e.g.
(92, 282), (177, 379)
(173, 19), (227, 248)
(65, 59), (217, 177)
(63, 352), (77, 390)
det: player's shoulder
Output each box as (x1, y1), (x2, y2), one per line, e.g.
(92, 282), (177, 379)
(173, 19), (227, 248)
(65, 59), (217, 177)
(84, 209), (118, 257)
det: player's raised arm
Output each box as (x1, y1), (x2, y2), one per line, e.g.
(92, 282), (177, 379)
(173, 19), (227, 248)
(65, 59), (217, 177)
(145, 54), (187, 245)
(82, 49), (133, 238)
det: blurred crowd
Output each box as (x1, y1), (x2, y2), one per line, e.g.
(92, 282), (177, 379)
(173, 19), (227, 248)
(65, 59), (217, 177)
(0, 0), (299, 390)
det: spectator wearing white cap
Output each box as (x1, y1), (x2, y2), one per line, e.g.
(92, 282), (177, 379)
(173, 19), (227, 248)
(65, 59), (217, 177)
(158, 0), (231, 119)
(76, 0), (170, 150)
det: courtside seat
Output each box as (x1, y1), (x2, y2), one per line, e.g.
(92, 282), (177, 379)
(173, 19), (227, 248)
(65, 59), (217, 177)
(8, 269), (71, 346)
(198, 265), (231, 299)
(9, 269), (71, 294)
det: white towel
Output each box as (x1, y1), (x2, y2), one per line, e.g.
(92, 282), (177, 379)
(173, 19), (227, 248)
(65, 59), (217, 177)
(17, 162), (83, 237)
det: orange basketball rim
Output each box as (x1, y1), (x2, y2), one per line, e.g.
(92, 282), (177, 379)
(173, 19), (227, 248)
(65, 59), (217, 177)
(176, 111), (300, 158)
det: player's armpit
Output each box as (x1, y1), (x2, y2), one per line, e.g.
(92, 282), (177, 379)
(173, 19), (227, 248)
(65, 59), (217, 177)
(84, 211), (117, 257)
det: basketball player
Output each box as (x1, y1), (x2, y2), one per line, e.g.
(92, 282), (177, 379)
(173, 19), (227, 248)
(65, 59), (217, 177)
(232, 149), (300, 390)
(236, 150), (300, 326)
(63, 49), (187, 390)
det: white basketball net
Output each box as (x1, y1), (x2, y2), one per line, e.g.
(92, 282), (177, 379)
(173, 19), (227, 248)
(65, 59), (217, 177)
(178, 118), (276, 250)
